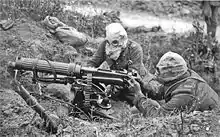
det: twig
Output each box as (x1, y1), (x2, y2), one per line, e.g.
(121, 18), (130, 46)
(180, 110), (184, 136)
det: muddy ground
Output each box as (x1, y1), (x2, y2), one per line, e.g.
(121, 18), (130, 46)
(1, 0), (220, 137)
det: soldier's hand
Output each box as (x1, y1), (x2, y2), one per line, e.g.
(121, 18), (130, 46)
(127, 78), (142, 94)
(135, 75), (144, 88)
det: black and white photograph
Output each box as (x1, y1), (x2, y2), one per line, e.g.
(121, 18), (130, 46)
(1, 0), (220, 136)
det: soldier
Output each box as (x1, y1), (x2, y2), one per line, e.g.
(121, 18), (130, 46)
(87, 23), (147, 77)
(87, 23), (152, 104)
(127, 51), (220, 116)
(202, 1), (220, 38)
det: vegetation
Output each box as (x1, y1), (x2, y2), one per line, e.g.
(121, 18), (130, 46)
(0, 0), (63, 21)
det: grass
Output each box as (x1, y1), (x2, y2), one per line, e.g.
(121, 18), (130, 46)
(0, 0), (63, 21)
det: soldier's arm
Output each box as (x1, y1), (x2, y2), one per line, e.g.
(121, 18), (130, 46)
(87, 41), (106, 67)
(142, 79), (165, 100)
(133, 89), (194, 117)
(160, 91), (194, 112)
(128, 43), (165, 100)
(128, 43), (146, 78)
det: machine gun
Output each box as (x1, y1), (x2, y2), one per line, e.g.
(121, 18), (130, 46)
(8, 57), (138, 121)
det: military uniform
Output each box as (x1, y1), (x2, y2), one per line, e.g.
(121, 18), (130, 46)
(202, 1), (220, 37)
(133, 69), (220, 117)
(87, 39), (148, 78)
(87, 39), (153, 105)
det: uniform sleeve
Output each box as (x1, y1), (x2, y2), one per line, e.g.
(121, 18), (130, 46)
(133, 94), (163, 117)
(143, 80), (165, 100)
(87, 42), (106, 67)
(161, 93), (194, 112)
(128, 44), (146, 77)
(134, 89), (195, 117)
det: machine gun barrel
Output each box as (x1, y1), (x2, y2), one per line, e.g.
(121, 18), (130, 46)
(8, 57), (83, 77)
(8, 57), (137, 86)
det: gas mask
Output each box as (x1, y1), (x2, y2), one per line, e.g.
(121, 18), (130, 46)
(105, 23), (128, 61)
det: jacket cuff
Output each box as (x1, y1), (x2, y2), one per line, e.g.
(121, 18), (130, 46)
(132, 91), (146, 105)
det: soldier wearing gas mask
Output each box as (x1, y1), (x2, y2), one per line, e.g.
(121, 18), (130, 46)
(87, 23), (151, 105)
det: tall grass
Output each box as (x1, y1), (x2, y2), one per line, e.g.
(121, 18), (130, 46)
(0, 0), (63, 21)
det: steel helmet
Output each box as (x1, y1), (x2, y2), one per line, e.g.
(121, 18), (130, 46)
(156, 51), (188, 82)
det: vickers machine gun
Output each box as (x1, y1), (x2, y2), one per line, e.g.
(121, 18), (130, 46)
(8, 57), (138, 121)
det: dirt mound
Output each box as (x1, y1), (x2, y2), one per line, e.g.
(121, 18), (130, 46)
(1, 89), (220, 136)
(0, 89), (37, 136)
(0, 18), (86, 89)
